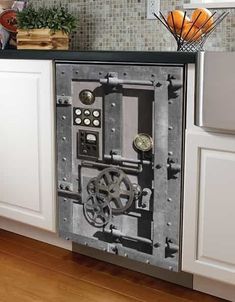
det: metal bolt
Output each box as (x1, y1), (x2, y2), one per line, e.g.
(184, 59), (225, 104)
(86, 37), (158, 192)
(167, 198), (172, 202)
(168, 100), (173, 104)
(63, 177), (67, 181)
(111, 103), (116, 107)
(112, 246), (118, 253)
(168, 126), (173, 131)
(168, 151), (173, 156)
(169, 266), (173, 271)
(167, 222), (172, 226)
(66, 186), (71, 191)
(63, 218), (67, 222)
(65, 237), (70, 240)
(111, 128), (116, 133)
(62, 157), (67, 161)
(146, 260), (150, 264)
(62, 115), (66, 120)
(124, 253), (128, 257)
(62, 136), (66, 141)
(63, 198), (67, 202)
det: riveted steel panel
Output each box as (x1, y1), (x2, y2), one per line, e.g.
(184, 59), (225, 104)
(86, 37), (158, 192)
(56, 62), (185, 272)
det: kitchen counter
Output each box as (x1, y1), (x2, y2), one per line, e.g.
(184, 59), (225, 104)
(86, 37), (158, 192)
(0, 50), (197, 64)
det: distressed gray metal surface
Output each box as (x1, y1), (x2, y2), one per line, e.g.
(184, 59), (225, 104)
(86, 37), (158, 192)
(73, 242), (193, 288)
(104, 84), (123, 156)
(56, 62), (185, 273)
(196, 52), (235, 133)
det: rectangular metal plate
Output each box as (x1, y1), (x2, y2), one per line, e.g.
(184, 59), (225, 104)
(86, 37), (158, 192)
(56, 62), (184, 272)
(196, 52), (235, 133)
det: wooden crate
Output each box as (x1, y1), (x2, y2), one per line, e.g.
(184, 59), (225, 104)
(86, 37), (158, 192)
(17, 29), (69, 50)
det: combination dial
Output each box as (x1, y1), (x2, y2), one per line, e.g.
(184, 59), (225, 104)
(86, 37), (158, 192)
(133, 133), (153, 152)
(79, 90), (95, 105)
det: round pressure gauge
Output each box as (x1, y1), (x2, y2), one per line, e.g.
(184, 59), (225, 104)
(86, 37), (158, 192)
(84, 118), (91, 126)
(75, 108), (82, 116)
(79, 90), (95, 105)
(93, 119), (100, 127)
(133, 133), (153, 152)
(84, 109), (91, 116)
(75, 118), (82, 125)
(93, 110), (100, 118)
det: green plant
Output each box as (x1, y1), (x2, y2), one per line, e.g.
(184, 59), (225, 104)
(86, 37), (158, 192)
(16, 5), (77, 34)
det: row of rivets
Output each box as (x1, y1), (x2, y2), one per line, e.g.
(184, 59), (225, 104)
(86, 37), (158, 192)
(59, 183), (72, 191)
(60, 108), (69, 186)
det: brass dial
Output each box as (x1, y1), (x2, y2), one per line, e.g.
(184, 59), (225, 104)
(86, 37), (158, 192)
(133, 133), (153, 152)
(79, 90), (95, 105)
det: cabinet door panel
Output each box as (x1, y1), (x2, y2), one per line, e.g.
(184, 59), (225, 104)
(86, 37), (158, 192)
(199, 149), (235, 267)
(0, 60), (55, 231)
(183, 132), (235, 285)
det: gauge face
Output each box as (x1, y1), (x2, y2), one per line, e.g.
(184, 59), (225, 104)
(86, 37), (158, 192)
(79, 90), (95, 105)
(133, 133), (153, 152)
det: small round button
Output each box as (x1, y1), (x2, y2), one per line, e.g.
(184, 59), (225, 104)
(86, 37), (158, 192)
(93, 119), (100, 127)
(84, 109), (91, 116)
(75, 118), (82, 125)
(75, 109), (82, 116)
(93, 110), (100, 118)
(84, 118), (91, 126)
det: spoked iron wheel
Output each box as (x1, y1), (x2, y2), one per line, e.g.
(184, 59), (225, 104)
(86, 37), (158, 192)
(95, 167), (134, 214)
(83, 195), (112, 228)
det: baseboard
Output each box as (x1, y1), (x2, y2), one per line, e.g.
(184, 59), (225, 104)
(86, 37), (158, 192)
(73, 242), (193, 289)
(194, 275), (235, 302)
(0, 217), (72, 250)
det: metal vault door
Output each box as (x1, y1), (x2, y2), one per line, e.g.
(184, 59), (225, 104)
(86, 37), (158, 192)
(56, 62), (184, 272)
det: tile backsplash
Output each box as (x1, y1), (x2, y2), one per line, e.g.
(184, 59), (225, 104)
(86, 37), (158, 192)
(30, 0), (235, 51)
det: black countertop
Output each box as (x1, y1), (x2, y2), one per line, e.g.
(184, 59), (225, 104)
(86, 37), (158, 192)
(0, 50), (197, 64)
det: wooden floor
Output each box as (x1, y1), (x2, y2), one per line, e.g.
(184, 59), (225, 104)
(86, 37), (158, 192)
(0, 229), (227, 302)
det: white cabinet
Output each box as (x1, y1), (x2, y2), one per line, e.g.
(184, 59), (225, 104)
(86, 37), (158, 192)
(0, 60), (56, 232)
(183, 131), (235, 285)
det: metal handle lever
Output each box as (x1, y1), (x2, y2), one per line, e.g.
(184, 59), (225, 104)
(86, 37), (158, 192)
(100, 72), (153, 86)
(104, 154), (151, 165)
(81, 161), (142, 174)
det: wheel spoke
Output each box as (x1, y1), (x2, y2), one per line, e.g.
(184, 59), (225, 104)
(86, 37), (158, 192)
(101, 202), (109, 209)
(97, 185), (109, 193)
(117, 175), (124, 185)
(85, 204), (94, 211)
(93, 212), (98, 221)
(113, 197), (124, 209)
(120, 189), (131, 197)
(104, 172), (113, 185)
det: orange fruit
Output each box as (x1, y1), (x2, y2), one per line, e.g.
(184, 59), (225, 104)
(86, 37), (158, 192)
(182, 23), (202, 41)
(191, 8), (214, 32)
(169, 26), (182, 35)
(167, 10), (190, 32)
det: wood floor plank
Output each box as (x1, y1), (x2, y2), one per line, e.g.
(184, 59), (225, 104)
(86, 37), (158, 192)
(0, 252), (140, 302)
(60, 252), (226, 302)
(0, 230), (227, 302)
(0, 229), (70, 259)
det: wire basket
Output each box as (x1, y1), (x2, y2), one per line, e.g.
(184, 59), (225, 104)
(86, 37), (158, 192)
(154, 11), (229, 52)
